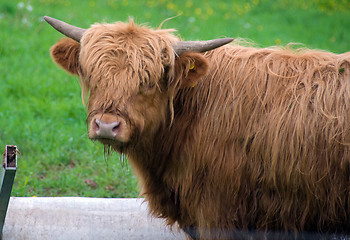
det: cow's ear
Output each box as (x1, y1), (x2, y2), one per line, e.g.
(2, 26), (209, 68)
(174, 52), (209, 88)
(50, 38), (80, 75)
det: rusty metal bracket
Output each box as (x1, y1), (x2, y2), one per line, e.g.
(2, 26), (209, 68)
(0, 145), (17, 238)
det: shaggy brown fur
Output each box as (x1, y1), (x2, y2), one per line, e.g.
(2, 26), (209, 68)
(49, 19), (350, 239)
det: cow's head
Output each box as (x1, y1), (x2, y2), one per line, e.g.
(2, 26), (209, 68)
(45, 16), (232, 152)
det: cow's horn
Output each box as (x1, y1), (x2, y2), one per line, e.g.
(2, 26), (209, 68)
(44, 16), (86, 42)
(173, 38), (234, 56)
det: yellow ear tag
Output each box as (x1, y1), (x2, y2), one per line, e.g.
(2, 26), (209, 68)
(189, 62), (195, 70)
(189, 62), (196, 87)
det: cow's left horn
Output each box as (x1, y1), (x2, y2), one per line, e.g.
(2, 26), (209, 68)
(173, 38), (234, 56)
(44, 16), (86, 42)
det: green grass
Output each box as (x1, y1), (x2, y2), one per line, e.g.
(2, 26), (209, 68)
(1, 0), (350, 197)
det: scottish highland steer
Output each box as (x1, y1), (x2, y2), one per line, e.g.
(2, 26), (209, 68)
(45, 16), (350, 239)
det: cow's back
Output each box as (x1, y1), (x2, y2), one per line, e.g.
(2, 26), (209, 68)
(161, 44), (350, 237)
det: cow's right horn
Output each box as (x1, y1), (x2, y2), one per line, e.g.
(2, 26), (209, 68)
(44, 16), (86, 43)
(173, 38), (234, 56)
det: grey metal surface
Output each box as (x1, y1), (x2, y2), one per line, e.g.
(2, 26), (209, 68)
(0, 146), (17, 239)
(3, 197), (187, 240)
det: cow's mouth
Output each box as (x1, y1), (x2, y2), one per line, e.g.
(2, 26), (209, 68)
(94, 138), (117, 146)
(90, 137), (129, 155)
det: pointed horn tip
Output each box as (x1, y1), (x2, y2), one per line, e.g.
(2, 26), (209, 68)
(225, 38), (234, 43)
(43, 16), (62, 27)
(211, 37), (234, 48)
(217, 37), (234, 45)
(43, 16), (54, 24)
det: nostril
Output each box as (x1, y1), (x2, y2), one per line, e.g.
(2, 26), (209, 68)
(93, 118), (101, 131)
(112, 122), (121, 133)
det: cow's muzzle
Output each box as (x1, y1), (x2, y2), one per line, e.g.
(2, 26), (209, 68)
(92, 118), (120, 139)
(88, 113), (130, 143)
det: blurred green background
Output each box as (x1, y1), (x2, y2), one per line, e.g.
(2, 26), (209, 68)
(1, 0), (350, 197)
